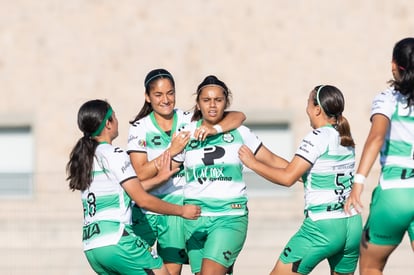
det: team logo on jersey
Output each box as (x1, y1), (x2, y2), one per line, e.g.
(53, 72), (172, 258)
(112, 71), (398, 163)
(150, 136), (162, 146)
(202, 146), (225, 165)
(189, 139), (200, 149)
(121, 160), (132, 173)
(312, 129), (321, 136)
(83, 223), (100, 241)
(193, 165), (233, 185)
(138, 139), (146, 148)
(114, 147), (124, 153)
(222, 132), (234, 143)
(223, 250), (232, 261)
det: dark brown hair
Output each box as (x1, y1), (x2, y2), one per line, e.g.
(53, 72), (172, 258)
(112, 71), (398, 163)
(313, 85), (355, 148)
(192, 75), (232, 121)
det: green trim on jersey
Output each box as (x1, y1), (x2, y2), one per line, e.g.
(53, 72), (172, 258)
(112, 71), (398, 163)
(92, 168), (110, 176)
(382, 165), (414, 181)
(149, 111), (177, 139)
(309, 173), (353, 190)
(383, 140), (413, 158)
(154, 193), (183, 205)
(319, 151), (355, 161)
(392, 102), (414, 121)
(185, 122), (245, 151)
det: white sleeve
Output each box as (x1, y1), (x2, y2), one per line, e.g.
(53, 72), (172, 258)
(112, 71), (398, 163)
(371, 89), (396, 120)
(127, 120), (147, 154)
(238, 126), (262, 154)
(108, 147), (137, 184)
(295, 129), (328, 164)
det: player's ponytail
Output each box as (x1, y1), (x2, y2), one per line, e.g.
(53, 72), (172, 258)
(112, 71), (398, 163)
(67, 100), (112, 191)
(336, 115), (355, 147)
(313, 85), (355, 148)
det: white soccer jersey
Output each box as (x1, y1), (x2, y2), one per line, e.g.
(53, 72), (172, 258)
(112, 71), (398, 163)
(174, 121), (262, 216)
(82, 143), (137, 251)
(295, 125), (357, 221)
(371, 88), (414, 189)
(127, 109), (192, 214)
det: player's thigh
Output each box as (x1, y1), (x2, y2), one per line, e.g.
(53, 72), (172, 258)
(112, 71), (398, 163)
(132, 207), (158, 247)
(365, 187), (414, 246)
(203, 215), (248, 268)
(156, 214), (188, 264)
(328, 215), (362, 274)
(88, 229), (163, 275)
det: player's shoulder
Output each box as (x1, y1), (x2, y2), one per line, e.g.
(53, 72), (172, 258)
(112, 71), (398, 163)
(175, 108), (193, 119)
(96, 143), (127, 159)
(129, 114), (152, 130)
(374, 87), (397, 101)
(235, 125), (251, 134)
(303, 127), (332, 144)
(174, 108), (193, 116)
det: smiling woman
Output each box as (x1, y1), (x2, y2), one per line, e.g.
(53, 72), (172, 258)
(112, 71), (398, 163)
(126, 69), (246, 275)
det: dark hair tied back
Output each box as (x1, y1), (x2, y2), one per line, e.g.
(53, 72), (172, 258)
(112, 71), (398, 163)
(130, 69), (175, 124)
(67, 99), (111, 191)
(313, 85), (355, 148)
(390, 37), (414, 107)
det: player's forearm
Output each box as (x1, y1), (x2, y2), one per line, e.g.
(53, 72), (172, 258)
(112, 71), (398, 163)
(220, 111), (246, 132)
(137, 194), (183, 216)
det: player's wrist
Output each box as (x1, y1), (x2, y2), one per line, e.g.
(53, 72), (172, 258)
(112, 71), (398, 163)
(213, 124), (223, 134)
(354, 173), (366, 185)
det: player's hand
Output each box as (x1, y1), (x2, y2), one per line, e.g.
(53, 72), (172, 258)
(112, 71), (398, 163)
(154, 151), (179, 182)
(344, 183), (364, 215)
(169, 131), (190, 155)
(238, 145), (257, 169)
(194, 125), (216, 141)
(181, 205), (201, 220)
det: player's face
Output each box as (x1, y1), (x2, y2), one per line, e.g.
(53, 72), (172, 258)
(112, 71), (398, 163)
(145, 78), (176, 118)
(109, 112), (119, 140)
(196, 86), (227, 126)
(306, 90), (318, 129)
(391, 60), (402, 81)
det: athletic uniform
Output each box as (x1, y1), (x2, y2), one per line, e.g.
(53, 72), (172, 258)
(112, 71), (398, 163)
(279, 125), (362, 274)
(174, 121), (262, 274)
(82, 143), (162, 275)
(127, 109), (191, 264)
(364, 88), (414, 245)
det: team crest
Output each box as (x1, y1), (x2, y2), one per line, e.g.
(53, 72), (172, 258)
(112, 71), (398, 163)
(222, 132), (234, 143)
(189, 139), (200, 149)
(138, 139), (146, 148)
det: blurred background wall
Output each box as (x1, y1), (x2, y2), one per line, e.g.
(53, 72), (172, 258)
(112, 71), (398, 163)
(1, 1), (413, 274)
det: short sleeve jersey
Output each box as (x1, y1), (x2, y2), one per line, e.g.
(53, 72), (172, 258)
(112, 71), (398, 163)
(371, 88), (414, 189)
(174, 121), (262, 216)
(82, 143), (137, 251)
(127, 109), (192, 213)
(295, 125), (356, 221)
